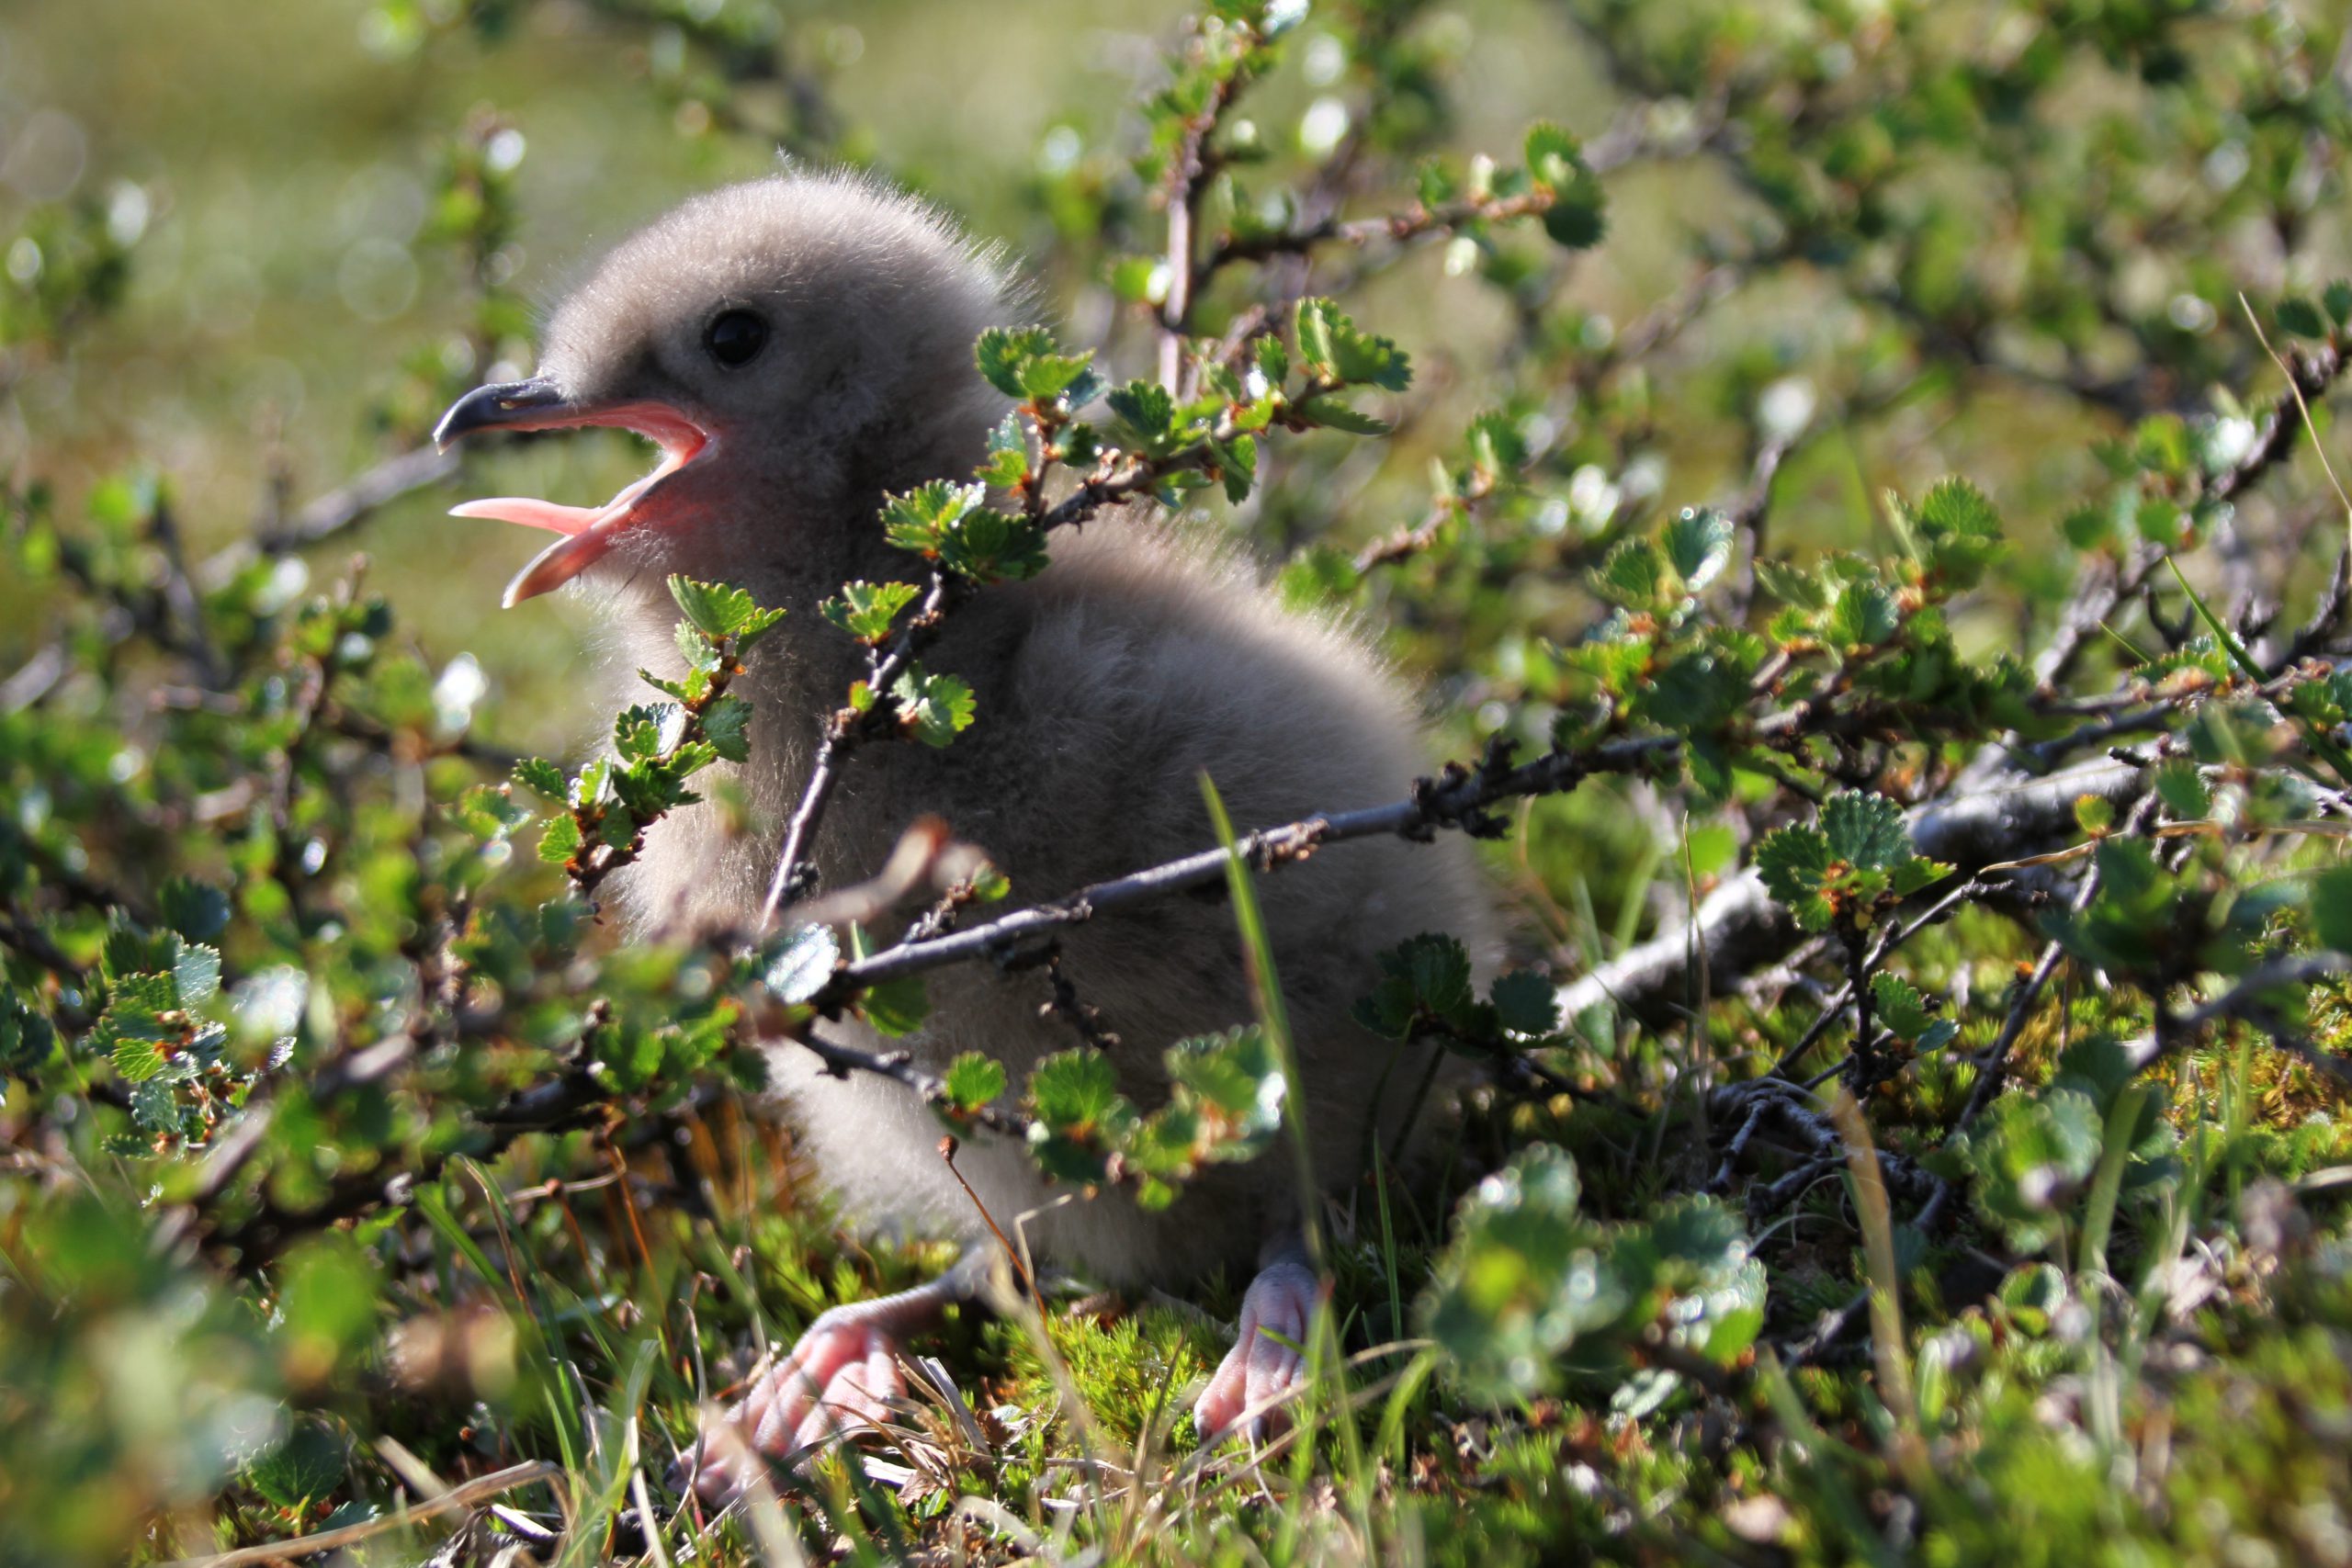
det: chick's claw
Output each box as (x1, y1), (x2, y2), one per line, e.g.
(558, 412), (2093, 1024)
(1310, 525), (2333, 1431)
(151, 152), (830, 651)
(1193, 1258), (1321, 1447)
(684, 1310), (911, 1506)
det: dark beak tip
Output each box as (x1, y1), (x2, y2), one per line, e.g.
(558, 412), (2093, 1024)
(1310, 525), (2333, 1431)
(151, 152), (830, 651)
(434, 376), (566, 451)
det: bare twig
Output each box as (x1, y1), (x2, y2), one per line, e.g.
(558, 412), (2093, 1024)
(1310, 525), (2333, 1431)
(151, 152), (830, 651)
(202, 444), (461, 586)
(153, 1460), (560, 1568)
(1555, 758), (2151, 1032)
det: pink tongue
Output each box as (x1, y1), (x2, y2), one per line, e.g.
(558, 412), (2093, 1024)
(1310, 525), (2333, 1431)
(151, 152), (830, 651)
(449, 497), (600, 536)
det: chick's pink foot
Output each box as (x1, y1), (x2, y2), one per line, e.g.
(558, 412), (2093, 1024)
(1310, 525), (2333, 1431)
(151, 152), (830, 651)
(684, 1291), (929, 1505)
(1193, 1258), (1321, 1446)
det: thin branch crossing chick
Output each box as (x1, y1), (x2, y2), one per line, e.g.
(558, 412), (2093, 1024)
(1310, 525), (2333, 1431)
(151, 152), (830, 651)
(435, 172), (1495, 1497)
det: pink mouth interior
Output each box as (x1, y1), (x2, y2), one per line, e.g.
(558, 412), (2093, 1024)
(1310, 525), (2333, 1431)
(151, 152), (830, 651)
(448, 401), (710, 605)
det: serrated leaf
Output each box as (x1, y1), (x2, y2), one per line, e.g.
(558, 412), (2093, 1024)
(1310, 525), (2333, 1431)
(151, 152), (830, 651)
(668, 576), (754, 640)
(1028, 1047), (1125, 1131)
(820, 580), (922, 645)
(157, 878), (232, 943)
(537, 813), (582, 866)
(674, 621), (720, 674)
(882, 479), (984, 557)
(2276, 296), (2328, 339)
(943, 1052), (1008, 1111)
(977, 325), (1058, 398)
(2312, 865), (2352, 954)
(892, 667), (977, 748)
(1871, 972), (1935, 1042)
(1662, 507), (1734, 592)
(128, 1076), (179, 1130)
(1019, 348), (1096, 400)
(1491, 970), (1560, 1036)
(1106, 380), (1175, 450)
(111, 1036), (170, 1083)
(1890, 856), (1953, 897)
(1826, 580), (1902, 649)
(245, 1420), (347, 1512)
(763, 924), (842, 1005)
(1292, 392), (1390, 435)
(1823, 791), (1912, 869)
(1356, 933), (1477, 1036)
(939, 506), (1050, 583)
(1753, 558), (1827, 611)
(1253, 334), (1291, 388)
(702, 694), (753, 762)
(861, 976), (930, 1037)
(1525, 121), (1608, 249)
(512, 757), (565, 799)
(2153, 758), (2209, 820)
(1293, 297), (1410, 390)
(2327, 280), (2352, 328)
(1590, 538), (1664, 609)
(173, 943), (221, 1008)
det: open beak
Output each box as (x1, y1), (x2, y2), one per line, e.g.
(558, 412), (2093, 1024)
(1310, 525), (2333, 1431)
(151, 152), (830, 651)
(434, 376), (713, 606)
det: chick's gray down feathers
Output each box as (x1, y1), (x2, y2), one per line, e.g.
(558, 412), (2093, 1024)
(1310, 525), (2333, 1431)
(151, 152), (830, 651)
(490, 171), (1497, 1290)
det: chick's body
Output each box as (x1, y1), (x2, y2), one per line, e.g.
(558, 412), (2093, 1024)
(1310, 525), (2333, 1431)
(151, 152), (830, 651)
(435, 171), (1497, 1477)
(621, 520), (1495, 1290)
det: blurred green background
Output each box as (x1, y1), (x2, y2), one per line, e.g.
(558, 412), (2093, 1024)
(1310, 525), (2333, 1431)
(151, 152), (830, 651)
(0, 0), (1657, 755)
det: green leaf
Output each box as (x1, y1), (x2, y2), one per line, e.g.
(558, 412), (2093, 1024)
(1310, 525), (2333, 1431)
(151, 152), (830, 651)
(1212, 434), (1257, 504)
(1018, 347), (1096, 400)
(1662, 507), (1735, 592)
(861, 975), (930, 1037)
(512, 757), (565, 799)
(1422, 1145), (1757, 1401)
(763, 924), (842, 1006)
(976, 325), (1059, 399)
(1028, 1047), (1125, 1131)
(1963, 1086), (2104, 1251)
(2326, 279), (2352, 329)
(937, 505), (1050, 583)
(537, 813), (582, 867)
(2153, 757), (2210, 819)
(882, 479), (983, 557)
(156, 878), (232, 943)
(1590, 538), (1664, 610)
(978, 415), (1031, 487)
(1756, 826), (1837, 931)
(1253, 333), (1291, 388)
(820, 580), (922, 645)
(1105, 380), (1176, 451)
(173, 942), (221, 1008)
(2311, 865), (2352, 954)
(109, 1035), (170, 1083)
(1753, 558), (1827, 611)
(2276, 296), (2328, 339)
(244, 1420), (347, 1512)
(1826, 580), (1902, 649)
(1823, 790), (1912, 869)
(0, 992), (57, 1075)
(1889, 856), (1953, 897)
(667, 576), (763, 641)
(701, 694), (752, 763)
(1490, 970), (1560, 1036)
(1294, 297), (1411, 390)
(1871, 972), (1928, 1037)
(1355, 933), (1477, 1036)
(277, 1234), (384, 1372)
(1524, 122), (1608, 249)
(1908, 477), (2007, 587)
(943, 1051), (1008, 1112)
(1292, 393), (1390, 435)
(891, 666), (977, 748)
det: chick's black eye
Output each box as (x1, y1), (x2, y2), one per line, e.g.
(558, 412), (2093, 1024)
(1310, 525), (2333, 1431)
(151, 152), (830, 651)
(705, 310), (768, 368)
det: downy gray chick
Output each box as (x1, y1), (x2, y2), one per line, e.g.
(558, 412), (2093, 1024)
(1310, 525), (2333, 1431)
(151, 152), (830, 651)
(435, 172), (1497, 1496)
